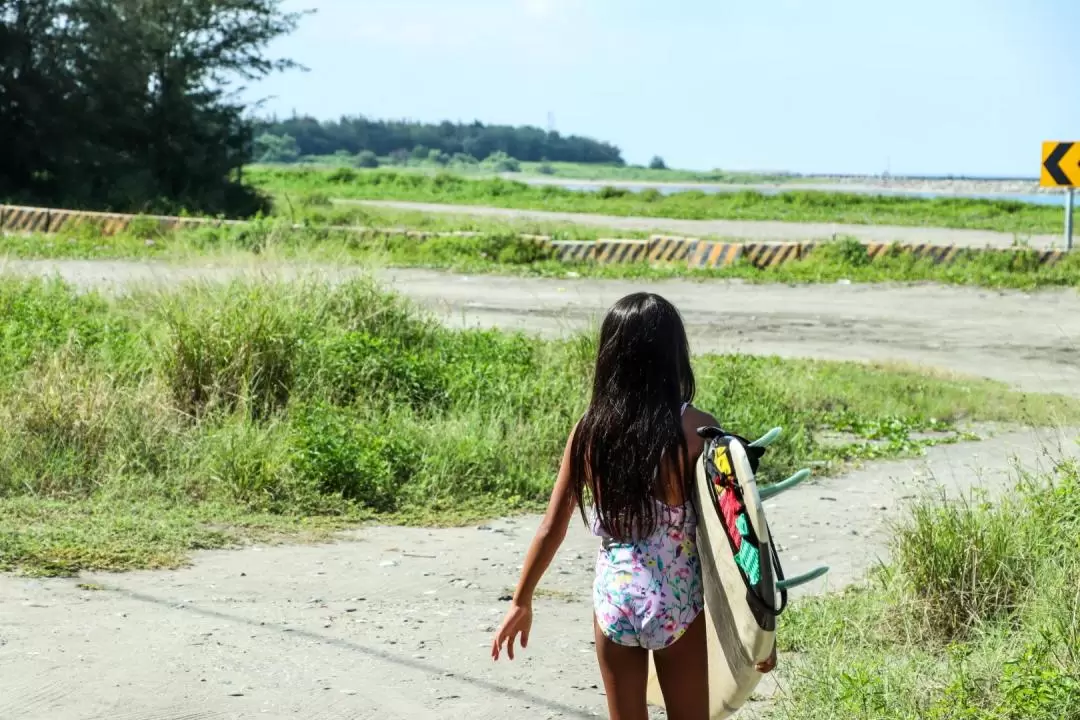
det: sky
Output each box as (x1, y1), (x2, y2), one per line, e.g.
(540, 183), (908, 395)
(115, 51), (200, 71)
(245, 0), (1079, 177)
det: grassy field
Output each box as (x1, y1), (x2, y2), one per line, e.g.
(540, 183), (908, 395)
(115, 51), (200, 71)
(776, 460), (1080, 719)
(6, 221), (1080, 291)
(0, 272), (1076, 577)
(273, 158), (805, 185)
(249, 167), (1063, 235)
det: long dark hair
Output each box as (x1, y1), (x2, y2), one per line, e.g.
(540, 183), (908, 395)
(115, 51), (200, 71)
(569, 292), (696, 540)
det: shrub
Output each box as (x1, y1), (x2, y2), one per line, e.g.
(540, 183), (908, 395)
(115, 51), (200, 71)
(484, 151), (521, 173)
(354, 151), (379, 168)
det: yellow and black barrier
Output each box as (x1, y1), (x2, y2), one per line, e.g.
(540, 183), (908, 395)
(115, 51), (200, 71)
(1, 204), (1070, 270)
(1, 205), (53, 233)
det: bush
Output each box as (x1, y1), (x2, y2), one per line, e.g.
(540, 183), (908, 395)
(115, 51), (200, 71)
(649, 155), (667, 170)
(411, 145), (429, 161)
(484, 151), (521, 173)
(597, 185), (628, 199)
(354, 151), (379, 168)
(774, 464), (1080, 720)
(428, 149), (449, 166)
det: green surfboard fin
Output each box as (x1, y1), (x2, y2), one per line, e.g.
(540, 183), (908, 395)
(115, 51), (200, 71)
(777, 566), (830, 591)
(759, 469), (811, 501)
(749, 427), (782, 448)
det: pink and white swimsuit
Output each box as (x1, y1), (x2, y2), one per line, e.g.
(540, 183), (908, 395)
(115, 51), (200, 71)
(589, 403), (705, 650)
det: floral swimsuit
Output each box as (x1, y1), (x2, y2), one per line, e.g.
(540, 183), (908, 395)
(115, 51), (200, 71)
(589, 403), (704, 650)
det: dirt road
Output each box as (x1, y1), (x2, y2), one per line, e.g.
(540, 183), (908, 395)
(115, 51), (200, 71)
(342, 199), (1063, 250)
(2, 259), (1080, 719)
(2, 259), (1078, 396)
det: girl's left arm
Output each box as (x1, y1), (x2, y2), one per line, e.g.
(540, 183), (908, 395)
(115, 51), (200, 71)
(509, 426), (578, 606)
(491, 427), (578, 661)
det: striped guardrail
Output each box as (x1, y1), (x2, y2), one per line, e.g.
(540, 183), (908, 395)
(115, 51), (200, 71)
(1, 204), (1068, 270)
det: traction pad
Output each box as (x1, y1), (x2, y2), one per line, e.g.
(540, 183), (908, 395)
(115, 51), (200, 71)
(698, 428), (790, 619)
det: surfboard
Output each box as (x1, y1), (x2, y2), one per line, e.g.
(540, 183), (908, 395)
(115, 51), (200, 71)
(645, 427), (827, 718)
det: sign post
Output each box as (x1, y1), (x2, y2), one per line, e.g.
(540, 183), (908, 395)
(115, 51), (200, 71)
(1042, 141), (1080, 250)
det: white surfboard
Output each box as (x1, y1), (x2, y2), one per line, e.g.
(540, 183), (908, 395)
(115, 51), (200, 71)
(645, 429), (826, 718)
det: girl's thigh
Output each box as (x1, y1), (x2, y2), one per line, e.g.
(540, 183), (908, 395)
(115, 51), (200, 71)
(651, 612), (708, 720)
(593, 616), (649, 720)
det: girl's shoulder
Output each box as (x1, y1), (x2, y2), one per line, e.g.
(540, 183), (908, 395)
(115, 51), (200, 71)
(681, 404), (719, 458)
(682, 403), (719, 428)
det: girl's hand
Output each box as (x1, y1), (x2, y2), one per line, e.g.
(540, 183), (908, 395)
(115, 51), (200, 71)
(755, 641), (778, 673)
(491, 602), (533, 661)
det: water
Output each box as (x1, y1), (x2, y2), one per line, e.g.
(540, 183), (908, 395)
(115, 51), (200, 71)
(542, 180), (1061, 207)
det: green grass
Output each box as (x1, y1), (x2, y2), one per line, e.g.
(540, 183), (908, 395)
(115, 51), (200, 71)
(0, 272), (1075, 577)
(7, 222), (1080, 292)
(269, 158), (805, 185)
(775, 460), (1080, 719)
(248, 167), (1063, 236)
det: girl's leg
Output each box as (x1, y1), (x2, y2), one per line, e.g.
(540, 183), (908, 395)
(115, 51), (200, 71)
(593, 616), (649, 720)
(651, 612), (708, 720)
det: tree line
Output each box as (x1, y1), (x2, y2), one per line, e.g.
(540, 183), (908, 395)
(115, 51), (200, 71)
(0, 0), (302, 216)
(253, 115), (625, 166)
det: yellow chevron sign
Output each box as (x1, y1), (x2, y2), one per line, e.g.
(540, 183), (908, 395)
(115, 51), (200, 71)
(1041, 141), (1080, 187)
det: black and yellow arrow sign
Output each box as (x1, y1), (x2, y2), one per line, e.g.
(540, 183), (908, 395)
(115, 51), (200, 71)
(1042, 141), (1080, 187)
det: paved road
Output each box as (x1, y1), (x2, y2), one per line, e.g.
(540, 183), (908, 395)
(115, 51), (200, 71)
(342, 199), (1063, 250)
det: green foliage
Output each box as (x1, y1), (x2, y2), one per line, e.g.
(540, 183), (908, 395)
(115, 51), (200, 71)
(484, 151), (521, 173)
(774, 465), (1080, 720)
(254, 114), (623, 164)
(0, 0), (302, 216)
(354, 150), (379, 168)
(649, 155), (667, 170)
(254, 133), (301, 163)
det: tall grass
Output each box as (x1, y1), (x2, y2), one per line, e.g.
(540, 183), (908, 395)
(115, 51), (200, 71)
(776, 461), (1080, 719)
(0, 273), (1075, 576)
(248, 167), (1063, 235)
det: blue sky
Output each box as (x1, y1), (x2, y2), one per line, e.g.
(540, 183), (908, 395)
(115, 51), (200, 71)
(247, 0), (1077, 177)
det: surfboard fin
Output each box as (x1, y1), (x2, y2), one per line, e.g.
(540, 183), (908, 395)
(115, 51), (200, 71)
(749, 427), (782, 448)
(776, 566), (830, 591)
(759, 469), (811, 501)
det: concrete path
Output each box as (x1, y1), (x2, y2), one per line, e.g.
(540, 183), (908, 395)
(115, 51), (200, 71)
(341, 199), (1063, 250)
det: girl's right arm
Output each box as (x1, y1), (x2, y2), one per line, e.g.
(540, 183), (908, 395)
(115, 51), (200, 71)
(491, 426), (578, 660)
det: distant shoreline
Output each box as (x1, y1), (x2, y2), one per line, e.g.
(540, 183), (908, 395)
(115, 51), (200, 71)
(509, 174), (1053, 198)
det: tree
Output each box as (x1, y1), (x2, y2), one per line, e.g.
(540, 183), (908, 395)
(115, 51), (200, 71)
(254, 133), (300, 163)
(0, 0), (307, 216)
(649, 156), (667, 170)
(252, 114), (625, 165)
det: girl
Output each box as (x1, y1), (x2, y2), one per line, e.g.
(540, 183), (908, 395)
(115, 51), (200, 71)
(490, 292), (776, 720)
